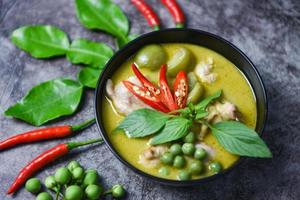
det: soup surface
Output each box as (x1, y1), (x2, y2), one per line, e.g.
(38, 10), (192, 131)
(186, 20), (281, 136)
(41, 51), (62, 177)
(102, 43), (257, 180)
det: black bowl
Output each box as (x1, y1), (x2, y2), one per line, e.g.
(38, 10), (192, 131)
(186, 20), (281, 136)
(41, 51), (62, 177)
(95, 28), (267, 186)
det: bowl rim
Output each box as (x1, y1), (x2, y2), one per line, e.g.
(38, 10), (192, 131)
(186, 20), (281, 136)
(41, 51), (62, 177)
(94, 28), (268, 186)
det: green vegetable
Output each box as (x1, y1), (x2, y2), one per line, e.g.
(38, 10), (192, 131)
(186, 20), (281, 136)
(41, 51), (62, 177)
(75, 0), (129, 46)
(169, 143), (182, 155)
(183, 132), (196, 143)
(85, 184), (103, 200)
(187, 83), (203, 104)
(11, 25), (69, 58)
(67, 161), (81, 172)
(208, 121), (272, 157)
(112, 184), (126, 198)
(116, 34), (137, 49)
(117, 108), (170, 138)
(83, 170), (99, 187)
(150, 117), (192, 145)
(72, 167), (85, 180)
(5, 79), (83, 126)
(187, 72), (198, 89)
(44, 176), (57, 189)
(189, 160), (203, 175)
(182, 143), (195, 156)
(194, 148), (207, 160)
(158, 167), (170, 176)
(65, 185), (84, 200)
(160, 152), (174, 165)
(177, 170), (191, 180)
(208, 161), (222, 173)
(67, 38), (113, 68)
(134, 44), (166, 69)
(25, 178), (41, 194)
(173, 156), (186, 168)
(36, 192), (53, 200)
(194, 90), (222, 111)
(167, 47), (193, 76)
(54, 167), (72, 185)
(78, 67), (102, 88)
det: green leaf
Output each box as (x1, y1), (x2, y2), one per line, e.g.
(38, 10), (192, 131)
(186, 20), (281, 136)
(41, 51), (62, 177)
(209, 121), (272, 158)
(150, 117), (192, 145)
(75, 0), (129, 39)
(195, 90), (222, 111)
(67, 38), (113, 68)
(195, 110), (209, 119)
(115, 34), (138, 49)
(78, 67), (102, 88)
(5, 79), (83, 126)
(117, 109), (170, 138)
(11, 25), (69, 58)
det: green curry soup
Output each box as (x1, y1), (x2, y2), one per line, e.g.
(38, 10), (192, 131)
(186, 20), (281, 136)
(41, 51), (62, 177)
(102, 43), (257, 180)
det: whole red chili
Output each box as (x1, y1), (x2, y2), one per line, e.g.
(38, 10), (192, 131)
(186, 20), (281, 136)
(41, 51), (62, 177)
(0, 118), (95, 151)
(131, 0), (160, 30)
(7, 138), (103, 194)
(160, 0), (185, 27)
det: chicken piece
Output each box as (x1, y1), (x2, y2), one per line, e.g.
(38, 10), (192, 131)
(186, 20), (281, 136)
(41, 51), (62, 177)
(138, 145), (168, 168)
(106, 76), (150, 115)
(194, 57), (217, 84)
(215, 101), (238, 121)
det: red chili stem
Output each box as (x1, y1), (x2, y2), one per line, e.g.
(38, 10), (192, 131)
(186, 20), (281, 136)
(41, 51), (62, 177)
(131, 0), (160, 30)
(0, 118), (95, 151)
(7, 138), (103, 194)
(160, 0), (185, 27)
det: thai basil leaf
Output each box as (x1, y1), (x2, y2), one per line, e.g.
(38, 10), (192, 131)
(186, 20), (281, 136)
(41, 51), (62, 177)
(5, 79), (83, 126)
(117, 109), (170, 138)
(78, 67), (102, 88)
(115, 34), (138, 49)
(209, 121), (272, 158)
(150, 117), (192, 145)
(195, 90), (222, 111)
(67, 39), (113, 68)
(11, 25), (69, 58)
(195, 110), (209, 119)
(75, 0), (129, 39)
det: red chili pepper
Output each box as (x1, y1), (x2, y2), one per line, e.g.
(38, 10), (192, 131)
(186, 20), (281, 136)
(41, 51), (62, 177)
(160, 0), (185, 28)
(131, 0), (160, 30)
(122, 80), (170, 113)
(159, 64), (178, 111)
(7, 138), (103, 194)
(0, 118), (95, 151)
(173, 71), (188, 108)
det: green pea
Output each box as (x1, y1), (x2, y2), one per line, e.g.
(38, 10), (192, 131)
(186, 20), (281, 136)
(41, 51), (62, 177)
(187, 72), (198, 89)
(177, 170), (191, 181)
(158, 167), (170, 176)
(85, 184), (103, 200)
(187, 82), (203, 104)
(25, 178), (41, 194)
(182, 143), (196, 156)
(134, 44), (166, 69)
(160, 152), (174, 165)
(169, 143), (182, 155)
(189, 160), (204, 175)
(72, 167), (85, 180)
(54, 167), (72, 185)
(194, 148), (207, 160)
(83, 170), (99, 187)
(183, 132), (196, 143)
(112, 184), (126, 198)
(36, 192), (53, 200)
(167, 47), (193, 76)
(65, 185), (83, 200)
(173, 156), (186, 168)
(67, 161), (81, 172)
(44, 176), (57, 189)
(209, 161), (222, 174)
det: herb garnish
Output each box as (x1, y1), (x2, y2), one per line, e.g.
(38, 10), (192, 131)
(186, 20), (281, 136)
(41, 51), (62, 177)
(117, 91), (272, 158)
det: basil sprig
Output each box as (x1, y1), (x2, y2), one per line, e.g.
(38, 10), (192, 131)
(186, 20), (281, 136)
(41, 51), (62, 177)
(117, 91), (272, 158)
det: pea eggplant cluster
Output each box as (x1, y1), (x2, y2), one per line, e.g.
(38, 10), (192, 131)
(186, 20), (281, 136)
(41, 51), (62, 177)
(24, 160), (126, 200)
(159, 132), (222, 180)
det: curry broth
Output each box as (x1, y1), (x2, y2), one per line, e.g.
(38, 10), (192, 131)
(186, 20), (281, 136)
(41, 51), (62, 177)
(102, 43), (257, 180)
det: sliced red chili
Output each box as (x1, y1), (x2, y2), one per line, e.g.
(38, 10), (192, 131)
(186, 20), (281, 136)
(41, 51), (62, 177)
(159, 64), (178, 111)
(160, 0), (185, 28)
(173, 71), (188, 108)
(122, 80), (170, 113)
(131, 63), (161, 97)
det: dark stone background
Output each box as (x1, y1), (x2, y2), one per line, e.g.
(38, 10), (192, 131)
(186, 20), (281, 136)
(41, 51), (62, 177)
(0, 0), (299, 199)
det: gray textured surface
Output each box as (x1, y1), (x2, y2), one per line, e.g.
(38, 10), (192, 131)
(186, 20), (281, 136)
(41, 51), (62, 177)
(0, 0), (299, 199)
